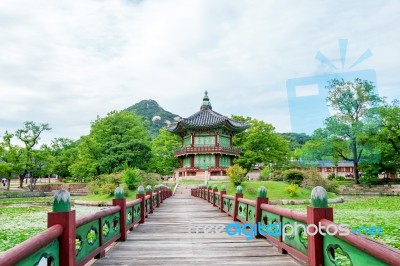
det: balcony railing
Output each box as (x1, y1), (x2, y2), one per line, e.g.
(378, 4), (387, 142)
(173, 145), (241, 156)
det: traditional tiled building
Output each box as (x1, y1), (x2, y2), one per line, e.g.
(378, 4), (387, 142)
(167, 91), (248, 180)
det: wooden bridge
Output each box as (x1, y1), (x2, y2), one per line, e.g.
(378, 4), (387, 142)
(1, 184), (400, 266)
(93, 187), (301, 265)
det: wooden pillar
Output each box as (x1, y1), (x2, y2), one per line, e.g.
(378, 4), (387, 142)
(307, 186), (333, 266)
(255, 187), (268, 238)
(212, 186), (218, 207)
(48, 190), (76, 266)
(136, 186), (146, 224)
(233, 186), (243, 222)
(146, 186), (153, 214)
(190, 155), (194, 168)
(219, 185), (226, 212)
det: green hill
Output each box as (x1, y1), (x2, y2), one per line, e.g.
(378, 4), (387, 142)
(125, 100), (181, 138)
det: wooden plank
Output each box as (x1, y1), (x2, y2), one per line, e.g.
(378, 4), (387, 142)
(92, 187), (303, 266)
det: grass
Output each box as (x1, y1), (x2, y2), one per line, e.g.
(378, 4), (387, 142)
(200, 181), (337, 200)
(0, 197), (101, 252)
(281, 196), (400, 249)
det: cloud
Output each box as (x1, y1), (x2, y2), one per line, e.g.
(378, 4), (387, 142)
(0, 0), (399, 143)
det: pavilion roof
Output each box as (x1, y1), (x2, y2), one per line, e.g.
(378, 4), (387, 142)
(167, 91), (248, 134)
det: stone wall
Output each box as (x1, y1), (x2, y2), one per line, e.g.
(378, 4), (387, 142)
(35, 183), (87, 192)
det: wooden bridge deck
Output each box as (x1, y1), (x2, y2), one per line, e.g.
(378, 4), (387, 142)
(93, 187), (302, 266)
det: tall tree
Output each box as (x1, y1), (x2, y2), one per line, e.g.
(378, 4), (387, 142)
(232, 116), (290, 171)
(324, 78), (381, 183)
(0, 132), (25, 190)
(14, 122), (51, 190)
(70, 111), (151, 179)
(148, 128), (180, 175)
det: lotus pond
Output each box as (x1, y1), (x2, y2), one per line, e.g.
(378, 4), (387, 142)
(0, 197), (101, 252)
(282, 196), (400, 249)
(0, 196), (399, 252)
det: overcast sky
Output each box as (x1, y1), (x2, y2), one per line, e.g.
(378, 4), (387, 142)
(0, 0), (399, 143)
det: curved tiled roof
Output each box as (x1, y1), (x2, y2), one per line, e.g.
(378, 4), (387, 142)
(167, 91), (248, 133)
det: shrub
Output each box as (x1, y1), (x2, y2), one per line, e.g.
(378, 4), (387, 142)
(283, 169), (304, 185)
(259, 167), (272, 181)
(123, 168), (142, 191)
(335, 175), (346, 181)
(269, 170), (284, 181)
(285, 184), (299, 197)
(246, 187), (256, 195)
(327, 174), (336, 180)
(143, 172), (161, 187)
(227, 165), (247, 186)
(87, 173), (122, 195)
(301, 170), (338, 193)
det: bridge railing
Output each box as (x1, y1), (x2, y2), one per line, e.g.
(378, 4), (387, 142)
(191, 185), (400, 266)
(0, 185), (173, 266)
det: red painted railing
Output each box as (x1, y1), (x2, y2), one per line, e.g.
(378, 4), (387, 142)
(173, 145), (241, 156)
(191, 187), (400, 266)
(0, 187), (173, 266)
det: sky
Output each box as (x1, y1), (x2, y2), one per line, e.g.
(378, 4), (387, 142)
(0, 0), (399, 143)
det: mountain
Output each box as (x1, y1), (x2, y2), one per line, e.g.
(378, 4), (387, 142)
(125, 100), (181, 138)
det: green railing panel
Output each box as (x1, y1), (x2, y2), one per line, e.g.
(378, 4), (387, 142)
(260, 210), (280, 240)
(133, 203), (141, 223)
(247, 205), (255, 224)
(282, 217), (308, 255)
(223, 198), (229, 212)
(323, 234), (388, 266)
(102, 212), (121, 244)
(145, 198), (150, 213)
(228, 199), (234, 215)
(215, 194), (220, 205)
(126, 206), (133, 226)
(153, 195), (157, 207)
(238, 202), (247, 220)
(16, 239), (59, 266)
(76, 220), (100, 263)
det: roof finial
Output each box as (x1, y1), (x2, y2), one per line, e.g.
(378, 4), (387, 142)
(201, 91), (212, 110)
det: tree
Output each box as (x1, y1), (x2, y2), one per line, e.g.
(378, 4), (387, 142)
(12, 122), (51, 189)
(232, 116), (290, 171)
(361, 101), (400, 178)
(227, 165), (247, 186)
(70, 111), (151, 179)
(50, 138), (78, 179)
(148, 129), (180, 175)
(0, 132), (26, 190)
(324, 78), (381, 183)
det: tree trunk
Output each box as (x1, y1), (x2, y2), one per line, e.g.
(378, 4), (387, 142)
(19, 175), (24, 188)
(351, 138), (360, 184)
(6, 179), (10, 190)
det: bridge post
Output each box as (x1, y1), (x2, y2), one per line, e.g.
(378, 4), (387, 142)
(154, 185), (160, 208)
(220, 186), (226, 213)
(136, 186), (146, 224)
(160, 185), (164, 204)
(307, 186), (333, 266)
(146, 185), (153, 213)
(255, 186), (268, 238)
(113, 187), (127, 242)
(48, 190), (76, 266)
(233, 186), (243, 222)
(208, 185), (212, 203)
(212, 185), (218, 207)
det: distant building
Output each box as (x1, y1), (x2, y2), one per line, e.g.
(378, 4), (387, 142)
(167, 91), (248, 180)
(314, 160), (355, 179)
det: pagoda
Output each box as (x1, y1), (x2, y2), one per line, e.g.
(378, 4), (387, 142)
(167, 91), (248, 180)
